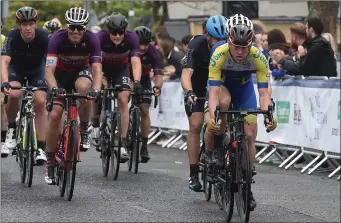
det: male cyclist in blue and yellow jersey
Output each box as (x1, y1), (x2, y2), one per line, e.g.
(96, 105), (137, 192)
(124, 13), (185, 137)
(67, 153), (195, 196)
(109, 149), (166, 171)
(205, 14), (277, 211)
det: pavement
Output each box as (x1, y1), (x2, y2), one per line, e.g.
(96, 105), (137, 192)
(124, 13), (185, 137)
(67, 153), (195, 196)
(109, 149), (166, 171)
(1, 145), (340, 222)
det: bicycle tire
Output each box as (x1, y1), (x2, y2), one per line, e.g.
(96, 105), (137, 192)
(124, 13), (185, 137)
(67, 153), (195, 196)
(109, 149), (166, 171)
(203, 160), (212, 201)
(132, 108), (140, 174)
(223, 149), (235, 222)
(110, 112), (121, 180)
(64, 122), (78, 201)
(127, 109), (134, 172)
(59, 126), (67, 197)
(17, 117), (26, 184)
(214, 182), (224, 210)
(26, 117), (35, 187)
(101, 112), (110, 177)
(235, 136), (251, 222)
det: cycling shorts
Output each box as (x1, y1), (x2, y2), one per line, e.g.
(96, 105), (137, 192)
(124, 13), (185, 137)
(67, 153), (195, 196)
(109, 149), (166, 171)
(103, 66), (131, 90)
(8, 63), (46, 87)
(130, 73), (153, 105)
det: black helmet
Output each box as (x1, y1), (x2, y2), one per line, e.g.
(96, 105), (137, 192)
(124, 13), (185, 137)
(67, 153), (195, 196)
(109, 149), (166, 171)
(106, 12), (128, 32)
(134, 26), (152, 44)
(227, 14), (254, 46)
(16, 6), (38, 23)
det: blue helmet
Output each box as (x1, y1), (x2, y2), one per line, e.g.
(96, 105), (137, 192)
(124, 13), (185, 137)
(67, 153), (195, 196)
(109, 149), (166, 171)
(206, 15), (227, 39)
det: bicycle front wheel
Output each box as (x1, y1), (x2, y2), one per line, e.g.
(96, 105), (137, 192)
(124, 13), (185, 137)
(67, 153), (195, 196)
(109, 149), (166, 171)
(235, 136), (251, 222)
(17, 117), (26, 184)
(26, 117), (35, 187)
(64, 122), (78, 201)
(132, 108), (140, 174)
(110, 112), (121, 180)
(101, 114), (110, 177)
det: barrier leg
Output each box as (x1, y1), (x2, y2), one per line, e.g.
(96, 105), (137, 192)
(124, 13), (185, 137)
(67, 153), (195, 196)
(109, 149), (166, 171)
(148, 131), (162, 145)
(328, 166), (340, 178)
(259, 146), (277, 164)
(279, 150), (299, 168)
(162, 134), (178, 148)
(274, 151), (285, 162)
(183, 145), (187, 151)
(255, 145), (269, 159)
(308, 156), (329, 175)
(329, 158), (340, 168)
(148, 130), (157, 139)
(301, 154), (322, 174)
(167, 134), (183, 148)
(337, 175), (340, 181)
(285, 152), (304, 170)
(179, 142), (187, 150)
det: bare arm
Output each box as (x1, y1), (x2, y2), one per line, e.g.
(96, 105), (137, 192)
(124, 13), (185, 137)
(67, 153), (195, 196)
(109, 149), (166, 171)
(258, 88), (271, 111)
(91, 62), (103, 90)
(45, 65), (57, 88)
(1, 55), (11, 82)
(152, 74), (163, 88)
(181, 68), (193, 93)
(208, 86), (220, 120)
(131, 56), (142, 82)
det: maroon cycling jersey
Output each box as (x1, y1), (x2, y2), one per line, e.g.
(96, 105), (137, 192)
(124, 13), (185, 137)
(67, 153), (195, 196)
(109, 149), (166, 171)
(46, 29), (101, 72)
(96, 30), (140, 68)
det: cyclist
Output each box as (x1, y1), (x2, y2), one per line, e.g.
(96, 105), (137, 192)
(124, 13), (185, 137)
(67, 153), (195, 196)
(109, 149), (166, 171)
(180, 15), (227, 192)
(205, 14), (277, 211)
(133, 26), (163, 163)
(1, 6), (49, 163)
(42, 20), (61, 36)
(92, 12), (143, 163)
(1, 23), (5, 48)
(44, 7), (102, 184)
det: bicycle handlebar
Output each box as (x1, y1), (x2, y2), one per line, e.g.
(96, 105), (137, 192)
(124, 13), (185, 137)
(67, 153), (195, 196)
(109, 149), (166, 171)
(1, 86), (48, 105)
(46, 91), (96, 112)
(187, 97), (207, 116)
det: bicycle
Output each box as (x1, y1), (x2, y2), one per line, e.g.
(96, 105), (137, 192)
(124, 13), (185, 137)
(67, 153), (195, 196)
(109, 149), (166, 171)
(127, 90), (158, 174)
(47, 89), (95, 201)
(2, 83), (47, 187)
(212, 105), (274, 223)
(96, 79), (131, 180)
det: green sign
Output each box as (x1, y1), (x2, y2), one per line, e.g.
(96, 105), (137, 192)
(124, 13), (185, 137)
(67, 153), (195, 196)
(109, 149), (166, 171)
(276, 101), (290, 123)
(338, 101), (340, 120)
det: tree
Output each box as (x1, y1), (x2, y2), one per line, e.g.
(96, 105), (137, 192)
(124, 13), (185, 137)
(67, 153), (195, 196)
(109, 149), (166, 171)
(151, 1), (168, 33)
(307, 1), (339, 40)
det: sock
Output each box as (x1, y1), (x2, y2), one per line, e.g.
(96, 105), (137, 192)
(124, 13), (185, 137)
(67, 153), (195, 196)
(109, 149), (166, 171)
(190, 164), (199, 176)
(92, 118), (100, 128)
(80, 121), (89, 133)
(1, 131), (7, 142)
(37, 140), (46, 150)
(141, 137), (148, 147)
(46, 152), (55, 168)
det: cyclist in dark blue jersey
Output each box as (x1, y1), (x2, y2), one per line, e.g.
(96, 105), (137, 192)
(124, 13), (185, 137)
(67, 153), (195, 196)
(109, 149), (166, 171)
(1, 6), (49, 163)
(133, 26), (163, 162)
(44, 7), (102, 185)
(92, 13), (143, 162)
(180, 15), (227, 192)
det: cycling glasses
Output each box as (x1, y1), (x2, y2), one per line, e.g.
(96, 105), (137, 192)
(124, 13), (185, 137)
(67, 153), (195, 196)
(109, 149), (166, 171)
(108, 29), (125, 36)
(67, 24), (86, 31)
(228, 36), (252, 47)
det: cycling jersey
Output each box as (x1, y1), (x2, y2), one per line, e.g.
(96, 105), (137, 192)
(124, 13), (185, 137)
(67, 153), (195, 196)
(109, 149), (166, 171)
(1, 28), (49, 70)
(0, 34), (5, 48)
(96, 30), (140, 68)
(140, 44), (163, 76)
(182, 34), (210, 97)
(46, 29), (101, 72)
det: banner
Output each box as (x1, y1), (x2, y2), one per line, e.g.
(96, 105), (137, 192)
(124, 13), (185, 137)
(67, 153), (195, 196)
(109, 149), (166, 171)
(150, 78), (340, 154)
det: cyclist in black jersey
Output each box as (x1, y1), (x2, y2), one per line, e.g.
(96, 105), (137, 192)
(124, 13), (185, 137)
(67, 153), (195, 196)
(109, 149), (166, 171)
(1, 6), (49, 164)
(180, 15), (227, 192)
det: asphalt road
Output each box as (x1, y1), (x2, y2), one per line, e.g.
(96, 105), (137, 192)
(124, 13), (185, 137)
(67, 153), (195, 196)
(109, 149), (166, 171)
(1, 145), (340, 222)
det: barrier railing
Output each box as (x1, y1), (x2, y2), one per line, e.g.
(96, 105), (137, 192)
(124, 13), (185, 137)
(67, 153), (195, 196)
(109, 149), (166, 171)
(148, 76), (340, 181)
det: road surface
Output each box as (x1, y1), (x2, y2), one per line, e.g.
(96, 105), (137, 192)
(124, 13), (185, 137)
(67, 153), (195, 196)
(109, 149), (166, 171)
(1, 145), (340, 222)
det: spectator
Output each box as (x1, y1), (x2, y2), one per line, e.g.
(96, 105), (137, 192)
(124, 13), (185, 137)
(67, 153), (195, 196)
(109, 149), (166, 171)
(289, 22), (307, 54)
(262, 32), (268, 50)
(181, 34), (193, 52)
(322, 33), (337, 55)
(272, 17), (337, 77)
(253, 23), (269, 58)
(202, 20), (207, 34)
(158, 38), (184, 81)
(155, 26), (180, 52)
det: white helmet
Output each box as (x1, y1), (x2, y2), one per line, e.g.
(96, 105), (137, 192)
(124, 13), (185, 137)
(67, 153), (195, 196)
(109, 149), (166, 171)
(65, 7), (89, 25)
(226, 14), (253, 33)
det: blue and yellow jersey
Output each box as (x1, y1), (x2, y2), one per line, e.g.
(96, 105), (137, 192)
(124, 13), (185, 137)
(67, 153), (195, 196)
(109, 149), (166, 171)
(208, 45), (269, 89)
(1, 34), (5, 48)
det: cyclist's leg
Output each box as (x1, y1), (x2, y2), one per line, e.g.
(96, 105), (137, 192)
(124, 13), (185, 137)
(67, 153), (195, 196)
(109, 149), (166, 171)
(112, 67), (131, 161)
(184, 94), (205, 192)
(91, 75), (107, 131)
(1, 93), (9, 156)
(29, 65), (48, 164)
(139, 76), (152, 163)
(5, 66), (24, 150)
(231, 81), (258, 210)
(45, 69), (73, 184)
(74, 69), (93, 152)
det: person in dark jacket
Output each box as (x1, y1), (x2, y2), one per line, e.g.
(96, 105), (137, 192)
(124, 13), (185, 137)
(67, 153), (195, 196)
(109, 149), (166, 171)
(271, 17), (337, 77)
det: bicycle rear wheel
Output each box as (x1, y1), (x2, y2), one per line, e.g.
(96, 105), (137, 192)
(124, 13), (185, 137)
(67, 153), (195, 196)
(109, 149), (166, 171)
(235, 136), (251, 222)
(26, 117), (35, 187)
(101, 114), (110, 177)
(203, 159), (212, 201)
(110, 112), (121, 180)
(64, 122), (78, 201)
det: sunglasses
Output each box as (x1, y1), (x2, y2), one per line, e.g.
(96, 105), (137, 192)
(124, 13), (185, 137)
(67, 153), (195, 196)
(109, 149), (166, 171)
(67, 24), (86, 31)
(108, 29), (125, 36)
(228, 36), (252, 48)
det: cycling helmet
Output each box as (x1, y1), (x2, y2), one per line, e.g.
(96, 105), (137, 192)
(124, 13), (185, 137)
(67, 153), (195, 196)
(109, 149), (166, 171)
(205, 15), (227, 39)
(16, 6), (38, 23)
(227, 14), (254, 46)
(43, 21), (61, 33)
(106, 12), (128, 32)
(65, 7), (89, 25)
(134, 26), (152, 44)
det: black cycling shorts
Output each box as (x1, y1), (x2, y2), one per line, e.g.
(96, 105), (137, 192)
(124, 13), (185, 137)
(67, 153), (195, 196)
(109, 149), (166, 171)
(103, 66), (131, 90)
(54, 67), (93, 91)
(8, 64), (46, 87)
(184, 99), (205, 117)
